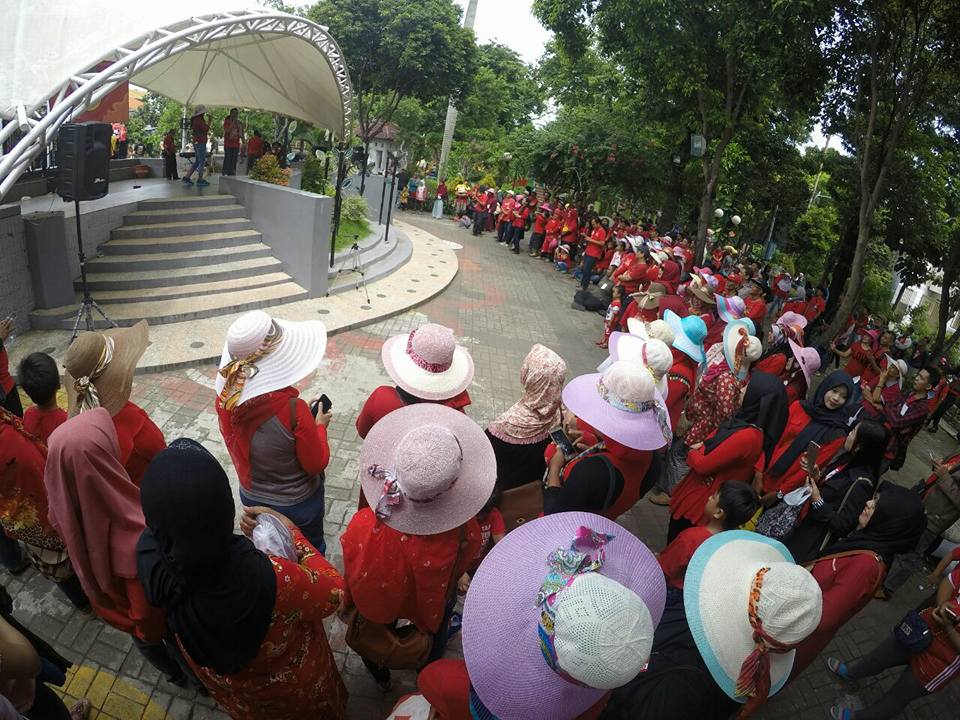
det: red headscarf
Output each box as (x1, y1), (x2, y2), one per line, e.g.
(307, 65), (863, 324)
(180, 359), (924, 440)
(44, 408), (145, 609)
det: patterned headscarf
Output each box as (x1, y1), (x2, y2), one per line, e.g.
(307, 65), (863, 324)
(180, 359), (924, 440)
(488, 345), (567, 444)
(74, 335), (114, 412)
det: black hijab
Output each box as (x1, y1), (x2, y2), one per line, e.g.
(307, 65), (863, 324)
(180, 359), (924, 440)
(136, 439), (276, 676)
(818, 483), (927, 566)
(704, 371), (789, 465)
(767, 370), (855, 478)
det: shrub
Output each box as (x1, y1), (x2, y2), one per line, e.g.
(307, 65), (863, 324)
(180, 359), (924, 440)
(478, 173), (497, 189)
(342, 195), (369, 224)
(301, 156), (329, 194)
(249, 154), (290, 186)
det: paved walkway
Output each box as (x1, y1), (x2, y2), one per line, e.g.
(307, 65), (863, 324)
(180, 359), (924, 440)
(3, 211), (959, 719)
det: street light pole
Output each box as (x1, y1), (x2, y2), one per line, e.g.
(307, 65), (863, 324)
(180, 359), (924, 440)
(437, 0), (479, 175)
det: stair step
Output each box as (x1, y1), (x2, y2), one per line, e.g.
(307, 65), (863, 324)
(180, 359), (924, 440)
(82, 256), (284, 290)
(86, 243), (272, 271)
(122, 204), (247, 225)
(137, 194), (237, 211)
(100, 229), (263, 255)
(111, 217), (254, 239)
(32, 281), (308, 328)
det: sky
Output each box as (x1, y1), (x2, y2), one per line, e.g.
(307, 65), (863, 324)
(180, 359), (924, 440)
(453, 0), (553, 64)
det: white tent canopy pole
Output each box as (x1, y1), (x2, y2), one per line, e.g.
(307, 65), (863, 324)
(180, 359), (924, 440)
(0, 4), (353, 198)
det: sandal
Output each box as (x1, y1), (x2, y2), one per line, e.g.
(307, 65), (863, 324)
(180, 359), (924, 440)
(69, 699), (91, 720)
(829, 704), (855, 720)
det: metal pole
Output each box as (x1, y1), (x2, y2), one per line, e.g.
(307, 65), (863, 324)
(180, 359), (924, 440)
(330, 146), (347, 268)
(437, 0), (478, 175)
(378, 168), (389, 224)
(383, 154), (398, 245)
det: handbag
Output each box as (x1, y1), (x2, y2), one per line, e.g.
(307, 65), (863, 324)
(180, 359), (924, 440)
(498, 481), (544, 533)
(893, 610), (934, 654)
(756, 486), (812, 540)
(343, 526), (467, 670)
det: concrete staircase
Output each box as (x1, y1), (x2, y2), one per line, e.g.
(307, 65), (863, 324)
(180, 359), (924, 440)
(30, 194), (308, 329)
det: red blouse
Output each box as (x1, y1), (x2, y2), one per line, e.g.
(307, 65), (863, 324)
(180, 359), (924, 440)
(112, 401), (166, 487)
(23, 406), (67, 444)
(341, 508), (481, 634)
(186, 527), (347, 720)
(355, 385), (471, 440)
(744, 297), (767, 327)
(94, 577), (166, 644)
(659, 526), (713, 589)
(665, 350), (698, 431)
(790, 551), (884, 681)
(761, 402), (846, 495)
(670, 427), (763, 525)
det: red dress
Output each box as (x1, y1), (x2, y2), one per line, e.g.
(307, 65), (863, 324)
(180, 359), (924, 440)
(659, 526), (713, 589)
(186, 527), (347, 720)
(112, 401), (166, 487)
(341, 508), (481, 634)
(790, 551), (884, 680)
(761, 402), (847, 495)
(670, 427), (763, 525)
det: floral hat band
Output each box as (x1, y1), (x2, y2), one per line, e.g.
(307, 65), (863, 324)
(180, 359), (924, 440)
(406, 327), (453, 373)
(596, 376), (673, 443)
(370, 433), (465, 521)
(74, 335), (114, 412)
(537, 527), (615, 686)
(218, 320), (284, 411)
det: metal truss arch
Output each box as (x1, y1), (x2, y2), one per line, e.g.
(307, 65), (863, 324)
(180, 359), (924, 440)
(0, 8), (353, 198)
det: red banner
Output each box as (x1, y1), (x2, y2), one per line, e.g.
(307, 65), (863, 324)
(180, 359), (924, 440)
(50, 61), (129, 123)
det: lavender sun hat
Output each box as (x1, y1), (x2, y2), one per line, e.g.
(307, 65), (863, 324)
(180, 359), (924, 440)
(381, 322), (475, 401)
(561, 360), (672, 451)
(359, 403), (495, 535)
(463, 512), (666, 720)
(716, 294), (749, 325)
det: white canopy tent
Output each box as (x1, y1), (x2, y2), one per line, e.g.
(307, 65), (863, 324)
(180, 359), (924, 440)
(0, 0), (353, 198)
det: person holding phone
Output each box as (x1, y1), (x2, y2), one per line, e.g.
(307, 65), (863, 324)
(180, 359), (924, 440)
(215, 311), (332, 554)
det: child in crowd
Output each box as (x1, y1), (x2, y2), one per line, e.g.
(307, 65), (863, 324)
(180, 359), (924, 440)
(399, 186), (409, 211)
(597, 284), (623, 349)
(458, 491), (504, 593)
(554, 243), (572, 273)
(657, 480), (758, 596)
(18, 352), (67, 443)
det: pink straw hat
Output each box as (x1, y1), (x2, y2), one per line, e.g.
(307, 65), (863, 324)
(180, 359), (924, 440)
(359, 403), (495, 535)
(463, 512), (666, 720)
(381, 323), (475, 401)
(561, 360), (672, 451)
(788, 339), (821, 388)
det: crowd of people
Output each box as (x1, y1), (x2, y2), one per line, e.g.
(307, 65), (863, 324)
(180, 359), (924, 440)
(2, 212), (960, 719)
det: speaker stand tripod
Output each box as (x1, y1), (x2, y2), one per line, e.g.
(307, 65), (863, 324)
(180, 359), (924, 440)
(327, 236), (370, 304)
(70, 198), (117, 341)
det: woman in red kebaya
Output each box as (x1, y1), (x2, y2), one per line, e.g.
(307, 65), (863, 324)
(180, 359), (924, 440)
(790, 484), (925, 681)
(579, 217), (608, 289)
(760, 371), (854, 501)
(542, 208), (563, 258)
(341, 404), (489, 690)
(669, 371), (788, 542)
(831, 329), (880, 385)
(62, 321), (165, 487)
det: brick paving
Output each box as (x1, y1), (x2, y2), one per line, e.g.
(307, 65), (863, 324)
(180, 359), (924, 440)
(3, 210), (959, 718)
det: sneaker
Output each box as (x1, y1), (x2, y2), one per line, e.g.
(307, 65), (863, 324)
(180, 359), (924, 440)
(826, 657), (852, 681)
(829, 704), (855, 720)
(196, 179), (210, 187)
(181, 178), (194, 186)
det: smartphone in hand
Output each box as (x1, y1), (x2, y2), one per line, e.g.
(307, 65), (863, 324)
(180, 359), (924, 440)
(549, 426), (577, 460)
(805, 441), (821, 474)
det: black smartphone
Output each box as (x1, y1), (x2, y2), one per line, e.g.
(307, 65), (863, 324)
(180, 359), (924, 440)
(549, 426), (576, 460)
(310, 399), (320, 417)
(311, 394), (332, 417)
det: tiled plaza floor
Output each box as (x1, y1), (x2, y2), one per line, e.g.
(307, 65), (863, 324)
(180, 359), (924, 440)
(4, 211), (959, 718)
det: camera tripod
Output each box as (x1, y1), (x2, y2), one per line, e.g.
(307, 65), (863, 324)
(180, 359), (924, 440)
(328, 235), (370, 304)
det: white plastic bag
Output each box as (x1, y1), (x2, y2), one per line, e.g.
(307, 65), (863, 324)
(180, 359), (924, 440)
(251, 514), (297, 562)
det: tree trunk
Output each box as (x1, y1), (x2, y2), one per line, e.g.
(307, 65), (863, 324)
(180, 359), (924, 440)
(893, 282), (907, 309)
(693, 175), (717, 266)
(932, 241), (960, 354)
(823, 216), (872, 340)
(659, 136), (690, 233)
(359, 139), (370, 196)
(823, 223), (858, 320)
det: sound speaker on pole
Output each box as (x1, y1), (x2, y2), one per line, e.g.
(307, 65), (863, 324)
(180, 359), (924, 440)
(57, 122), (111, 201)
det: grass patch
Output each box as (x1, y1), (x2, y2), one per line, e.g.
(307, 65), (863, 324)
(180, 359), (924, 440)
(334, 217), (370, 252)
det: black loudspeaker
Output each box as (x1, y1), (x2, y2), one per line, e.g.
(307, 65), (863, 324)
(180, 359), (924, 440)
(57, 122), (111, 201)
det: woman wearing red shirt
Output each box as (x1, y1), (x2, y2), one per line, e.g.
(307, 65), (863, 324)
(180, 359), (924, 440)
(791, 484), (925, 682)
(542, 210), (563, 258)
(63, 321), (165, 488)
(579, 217), (608, 289)
(0, 317), (21, 417)
(669, 372), (788, 542)
(832, 330), (880, 384)
(341, 404), (490, 690)
(509, 194), (531, 254)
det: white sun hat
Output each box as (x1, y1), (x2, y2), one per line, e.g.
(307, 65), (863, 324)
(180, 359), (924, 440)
(644, 319), (677, 346)
(684, 530), (822, 709)
(604, 333), (671, 398)
(381, 323), (475, 401)
(215, 310), (327, 409)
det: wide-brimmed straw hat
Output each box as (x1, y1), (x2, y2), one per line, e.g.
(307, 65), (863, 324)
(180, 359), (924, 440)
(884, 354), (909, 389)
(789, 339), (821, 388)
(684, 531), (822, 708)
(64, 320), (150, 417)
(777, 311), (808, 333)
(716, 294), (748, 324)
(687, 277), (716, 305)
(381, 323), (474, 401)
(214, 310), (326, 409)
(723, 320), (763, 381)
(192, 105), (207, 116)
(463, 512), (666, 720)
(664, 309), (707, 366)
(631, 282), (666, 311)
(359, 403), (495, 535)
(606, 333), (671, 398)
(561, 360), (672, 451)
